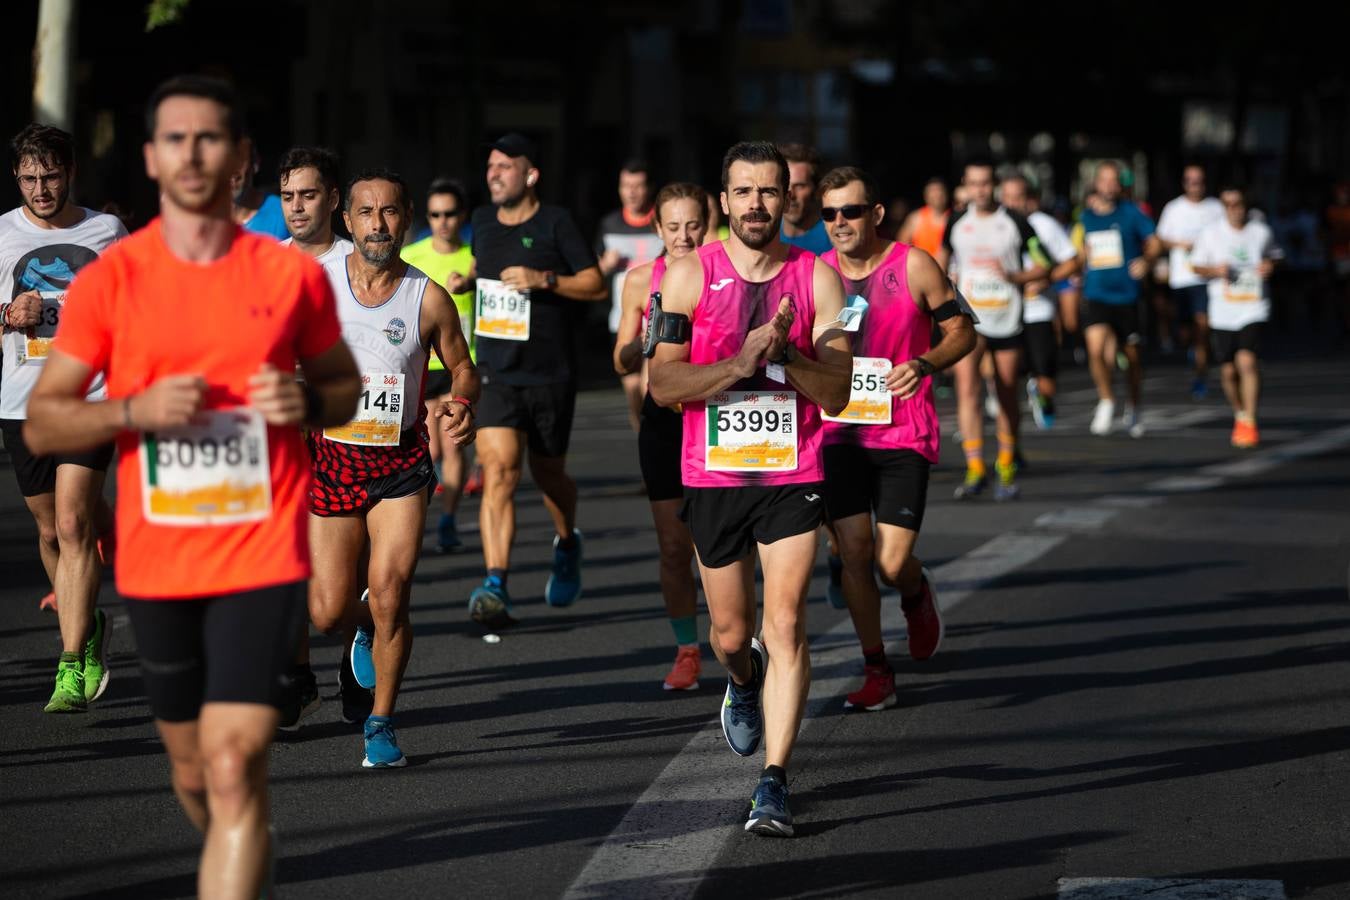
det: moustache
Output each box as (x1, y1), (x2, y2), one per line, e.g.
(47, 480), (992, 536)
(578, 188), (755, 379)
(364, 233), (393, 243)
(741, 213), (770, 224)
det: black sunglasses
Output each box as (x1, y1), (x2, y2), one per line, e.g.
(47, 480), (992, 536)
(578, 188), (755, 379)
(428, 209), (461, 219)
(821, 204), (868, 222)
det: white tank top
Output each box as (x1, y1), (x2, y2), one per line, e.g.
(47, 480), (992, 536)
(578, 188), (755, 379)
(322, 253), (430, 433)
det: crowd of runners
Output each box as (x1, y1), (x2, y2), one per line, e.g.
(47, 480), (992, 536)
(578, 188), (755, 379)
(4, 71), (1341, 894)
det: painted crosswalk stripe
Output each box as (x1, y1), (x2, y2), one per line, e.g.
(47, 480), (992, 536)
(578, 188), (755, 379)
(1058, 877), (1286, 899)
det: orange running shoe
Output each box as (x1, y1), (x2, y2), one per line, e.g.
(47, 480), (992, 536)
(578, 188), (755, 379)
(663, 645), (702, 691)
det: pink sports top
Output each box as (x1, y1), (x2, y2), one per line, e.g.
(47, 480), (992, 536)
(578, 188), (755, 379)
(681, 242), (823, 487)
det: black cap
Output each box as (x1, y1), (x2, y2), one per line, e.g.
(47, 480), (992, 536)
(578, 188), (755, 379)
(485, 132), (538, 164)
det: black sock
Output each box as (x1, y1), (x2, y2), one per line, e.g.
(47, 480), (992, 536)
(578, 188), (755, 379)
(762, 765), (787, 785)
(557, 532), (576, 552)
(862, 644), (888, 669)
(488, 568), (507, 586)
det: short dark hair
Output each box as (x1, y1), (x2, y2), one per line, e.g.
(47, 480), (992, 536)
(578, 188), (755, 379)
(10, 124), (75, 173)
(426, 177), (467, 210)
(278, 146), (341, 193)
(963, 157), (997, 180)
(344, 168), (410, 212)
(144, 74), (247, 141)
(1002, 173), (1031, 193)
(620, 158), (650, 179)
(721, 141), (789, 193)
(818, 166), (879, 206)
(1218, 184), (1246, 203)
(777, 143), (822, 182)
(924, 176), (947, 190)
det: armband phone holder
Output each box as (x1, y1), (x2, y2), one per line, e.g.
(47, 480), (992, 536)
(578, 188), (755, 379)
(641, 292), (691, 358)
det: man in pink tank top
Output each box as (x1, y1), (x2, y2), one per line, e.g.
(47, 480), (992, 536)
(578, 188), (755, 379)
(649, 142), (851, 837)
(817, 167), (976, 712)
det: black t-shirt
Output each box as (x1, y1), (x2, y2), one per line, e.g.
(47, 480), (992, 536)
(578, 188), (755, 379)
(471, 204), (597, 385)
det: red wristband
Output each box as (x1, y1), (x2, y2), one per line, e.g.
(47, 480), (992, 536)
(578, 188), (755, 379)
(450, 396), (475, 416)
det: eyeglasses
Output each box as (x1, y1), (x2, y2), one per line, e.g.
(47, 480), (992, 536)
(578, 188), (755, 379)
(427, 209), (461, 219)
(16, 172), (65, 191)
(821, 204), (868, 223)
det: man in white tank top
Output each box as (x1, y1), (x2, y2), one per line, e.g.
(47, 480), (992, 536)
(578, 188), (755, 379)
(306, 170), (479, 768)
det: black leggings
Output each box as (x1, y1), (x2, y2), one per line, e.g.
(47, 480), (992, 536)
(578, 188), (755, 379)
(123, 582), (307, 722)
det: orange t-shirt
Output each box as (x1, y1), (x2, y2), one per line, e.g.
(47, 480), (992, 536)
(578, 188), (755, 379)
(55, 220), (341, 599)
(912, 206), (949, 259)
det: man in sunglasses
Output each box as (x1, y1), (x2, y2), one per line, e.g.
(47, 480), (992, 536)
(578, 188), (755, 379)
(402, 178), (478, 553)
(2, 123), (126, 713)
(938, 159), (1049, 501)
(816, 166), (975, 711)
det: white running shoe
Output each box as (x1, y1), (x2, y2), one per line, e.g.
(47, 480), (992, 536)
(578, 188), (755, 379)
(1090, 399), (1115, 436)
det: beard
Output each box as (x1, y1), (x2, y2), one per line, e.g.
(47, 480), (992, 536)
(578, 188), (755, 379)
(289, 216), (327, 244)
(730, 210), (779, 250)
(161, 176), (231, 215)
(357, 232), (401, 266)
(25, 189), (69, 221)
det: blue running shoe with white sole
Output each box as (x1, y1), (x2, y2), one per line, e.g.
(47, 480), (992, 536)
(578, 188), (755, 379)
(745, 774), (793, 837)
(351, 589), (376, 689)
(362, 715), (407, 768)
(721, 638), (766, 757)
(545, 530), (583, 607)
(469, 575), (514, 627)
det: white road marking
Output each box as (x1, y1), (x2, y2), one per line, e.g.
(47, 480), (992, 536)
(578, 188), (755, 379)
(1035, 507), (1120, 531)
(1147, 423), (1350, 493)
(564, 532), (1065, 900)
(1058, 877), (1286, 899)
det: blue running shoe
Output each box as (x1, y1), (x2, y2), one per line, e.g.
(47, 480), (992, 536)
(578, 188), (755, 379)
(545, 530), (583, 607)
(825, 552), (846, 609)
(437, 513), (461, 553)
(361, 715), (407, 768)
(469, 575), (514, 628)
(351, 589), (376, 690)
(339, 646), (373, 725)
(745, 774), (793, 837)
(1190, 377), (1208, 401)
(721, 638), (766, 757)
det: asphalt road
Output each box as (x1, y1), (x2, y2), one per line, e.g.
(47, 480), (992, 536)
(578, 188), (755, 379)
(3, 345), (1348, 900)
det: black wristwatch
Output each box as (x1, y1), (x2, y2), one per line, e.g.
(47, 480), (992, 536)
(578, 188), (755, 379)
(915, 357), (936, 378)
(768, 343), (795, 367)
(543, 270), (558, 289)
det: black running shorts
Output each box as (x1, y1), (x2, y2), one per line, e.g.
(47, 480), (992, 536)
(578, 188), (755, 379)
(638, 393), (683, 502)
(680, 483), (825, 569)
(1082, 299), (1142, 345)
(0, 418), (114, 498)
(1210, 323), (1263, 364)
(123, 581), (307, 723)
(823, 444), (930, 531)
(476, 379), (577, 458)
(1022, 320), (1058, 379)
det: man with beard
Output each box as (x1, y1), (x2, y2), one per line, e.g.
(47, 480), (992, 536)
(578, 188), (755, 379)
(306, 169), (479, 767)
(1, 123), (125, 712)
(278, 146), (351, 265)
(649, 141), (851, 836)
(466, 133), (604, 626)
(25, 74), (361, 896)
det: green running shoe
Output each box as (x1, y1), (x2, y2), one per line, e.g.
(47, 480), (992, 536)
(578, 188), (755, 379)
(44, 653), (87, 713)
(83, 608), (111, 702)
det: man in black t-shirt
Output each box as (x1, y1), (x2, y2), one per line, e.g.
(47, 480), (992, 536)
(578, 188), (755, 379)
(468, 133), (604, 626)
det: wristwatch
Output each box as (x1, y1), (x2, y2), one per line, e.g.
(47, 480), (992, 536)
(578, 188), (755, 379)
(543, 270), (558, 289)
(915, 357), (936, 378)
(767, 343), (795, 367)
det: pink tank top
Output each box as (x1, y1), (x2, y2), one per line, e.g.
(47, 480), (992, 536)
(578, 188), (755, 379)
(821, 243), (939, 462)
(681, 243), (823, 487)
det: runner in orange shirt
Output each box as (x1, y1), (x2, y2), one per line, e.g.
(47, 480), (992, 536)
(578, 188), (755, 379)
(24, 75), (360, 900)
(899, 177), (951, 261)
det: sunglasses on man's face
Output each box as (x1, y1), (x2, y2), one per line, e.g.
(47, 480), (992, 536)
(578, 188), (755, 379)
(821, 204), (868, 223)
(428, 209), (461, 219)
